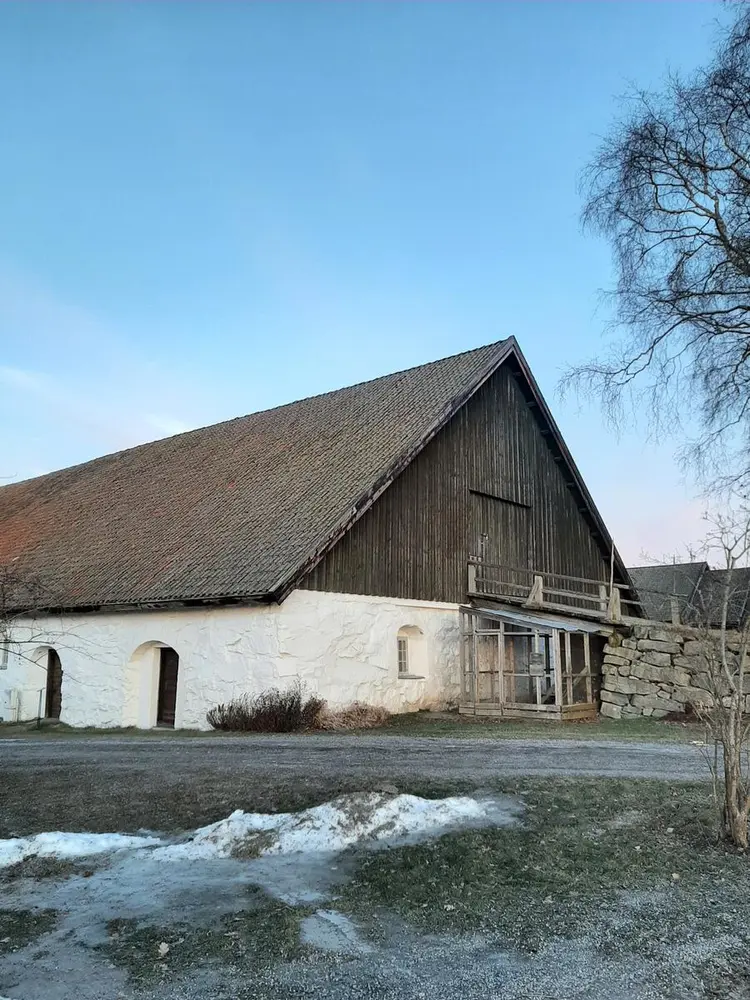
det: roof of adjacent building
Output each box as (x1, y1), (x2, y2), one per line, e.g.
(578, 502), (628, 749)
(0, 338), (627, 612)
(627, 562), (708, 622)
(627, 561), (750, 627)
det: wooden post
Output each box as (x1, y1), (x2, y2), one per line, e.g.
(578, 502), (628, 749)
(526, 575), (544, 607)
(564, 631), (573, 706)
(607, 587), (622, 623)
(469, 612), (478, 709)
(459, 610), (467, 703)
(598, 584), (608, 614)
(468, 562), (477, 595)
(584, 633), (593, 704)
(552, 631), (563, 708)
(498, 621), (506, 712)
(670, 595), (681, 625)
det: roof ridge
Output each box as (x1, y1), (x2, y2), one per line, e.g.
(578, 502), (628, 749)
(628, 561), (708, 570)
(1, 339), (510, 491)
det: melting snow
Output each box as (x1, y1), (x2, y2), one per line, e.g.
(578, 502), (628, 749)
(0, 791), (519, 870)
(300, 909), (374, 954)
(0, 831), (161, 869)
(155, 792), (509, 860)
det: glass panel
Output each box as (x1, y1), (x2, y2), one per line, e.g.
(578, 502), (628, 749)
(476, 633), (500, 702)
(570, 633), (588, 703)
(503, 632), (554, 705)
(557, 633), (568, 706)
(475, 616), (502, 633)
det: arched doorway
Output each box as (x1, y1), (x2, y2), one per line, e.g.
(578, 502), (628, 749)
(156, 647), (179, 727)
(123, 642), (182, 729)
(45, 649), (63, 719)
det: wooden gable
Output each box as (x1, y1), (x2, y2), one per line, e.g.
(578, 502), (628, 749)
(301, 360), (618, 605)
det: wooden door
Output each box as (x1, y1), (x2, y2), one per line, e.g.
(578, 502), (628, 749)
(45, 649), (63, 719)
(471, 492), (531, 585)
(157, 648), (179, 727)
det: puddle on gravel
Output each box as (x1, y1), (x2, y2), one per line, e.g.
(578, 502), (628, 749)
(300, 909), (373, 954)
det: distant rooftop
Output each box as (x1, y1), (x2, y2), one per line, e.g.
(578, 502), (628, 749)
(628, 561), (750, 627)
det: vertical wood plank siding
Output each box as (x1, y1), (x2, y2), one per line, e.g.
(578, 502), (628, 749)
(301, 362), (615, 603)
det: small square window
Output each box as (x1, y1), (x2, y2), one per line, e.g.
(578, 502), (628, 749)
(397, 636), (409, 675)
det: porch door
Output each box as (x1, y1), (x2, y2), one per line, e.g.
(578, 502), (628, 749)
(45, 649), (63, 719)
(156, 648), (179, 727)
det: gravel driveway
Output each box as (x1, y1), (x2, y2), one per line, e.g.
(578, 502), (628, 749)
(0, 732), (712, 784)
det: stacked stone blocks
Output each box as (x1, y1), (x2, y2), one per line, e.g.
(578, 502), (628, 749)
(599, 622), (740, 719)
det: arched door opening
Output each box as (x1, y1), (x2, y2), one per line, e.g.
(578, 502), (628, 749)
(45, 649), (63, 719)
(156, 647), (179, 727)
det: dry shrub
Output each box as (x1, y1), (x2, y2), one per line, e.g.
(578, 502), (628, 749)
(314, 701), (390, 732)
(206, 680), (325, 733)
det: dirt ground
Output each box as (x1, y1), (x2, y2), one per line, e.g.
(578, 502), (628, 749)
(2, 733), (748, 1000)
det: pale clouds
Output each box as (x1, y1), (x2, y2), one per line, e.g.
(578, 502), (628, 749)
(0, 264), (205, 480)
(605, 494), (708, 567)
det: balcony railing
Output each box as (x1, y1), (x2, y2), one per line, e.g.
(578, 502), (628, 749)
(467, 560), (646, 623)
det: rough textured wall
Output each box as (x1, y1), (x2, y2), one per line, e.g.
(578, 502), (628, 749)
(600, 622), (731, 719)
(0, 590), (460, 729)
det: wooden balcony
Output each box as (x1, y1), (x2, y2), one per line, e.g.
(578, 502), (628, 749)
(467, 559), (641, 624)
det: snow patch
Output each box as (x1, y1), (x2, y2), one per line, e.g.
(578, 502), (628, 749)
(155, 792), (511, 861)
(0, 792), (519, 870)
(0, 831), (161, 869)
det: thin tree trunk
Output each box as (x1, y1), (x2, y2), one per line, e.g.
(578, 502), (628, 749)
(723, 717), (750, 849)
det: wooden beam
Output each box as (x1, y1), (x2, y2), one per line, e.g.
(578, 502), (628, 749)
(525, 575), (544, 606)
(607, 587), (622, 623)
(498, 621), (506, 709)
(552, 632), (563, 708)
(670, 595), (681, 625)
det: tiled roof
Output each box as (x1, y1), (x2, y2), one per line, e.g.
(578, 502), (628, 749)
(628, 562), (750, 627)
(0, 340), (513, 610)
(628, 563), (707, 622)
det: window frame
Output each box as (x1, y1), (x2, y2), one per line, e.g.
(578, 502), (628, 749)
(397, 635), (409, 676)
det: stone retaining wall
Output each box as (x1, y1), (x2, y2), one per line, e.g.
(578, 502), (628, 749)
(600, 622), (735, 719)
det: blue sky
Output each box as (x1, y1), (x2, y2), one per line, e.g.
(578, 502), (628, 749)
(0, 1), (731, 563)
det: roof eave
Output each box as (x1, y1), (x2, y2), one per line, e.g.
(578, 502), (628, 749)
(11, 591), (275, 617)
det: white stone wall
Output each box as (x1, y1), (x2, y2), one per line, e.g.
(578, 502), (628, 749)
(0, 590), (461, 729)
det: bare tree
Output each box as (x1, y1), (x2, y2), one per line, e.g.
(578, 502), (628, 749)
(0, 563), (51, 647)
(0, 563), (91, 725)
(690, 508), (750, 849)
(566, 9), (750, 490)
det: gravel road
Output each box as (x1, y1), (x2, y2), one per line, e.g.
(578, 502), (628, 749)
(0, 733), (712, 783)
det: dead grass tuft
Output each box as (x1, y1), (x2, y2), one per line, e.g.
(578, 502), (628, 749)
(206, 680), (324, 733)
(314, 702), (391, 732)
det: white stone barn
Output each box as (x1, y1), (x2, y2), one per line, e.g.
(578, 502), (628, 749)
(0, 339), (631, 729)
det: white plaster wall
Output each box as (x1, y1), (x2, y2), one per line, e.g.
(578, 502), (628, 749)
(0, 590), (461, 729)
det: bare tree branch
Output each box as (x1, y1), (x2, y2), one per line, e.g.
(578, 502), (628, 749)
(563, 11), (750, 492)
